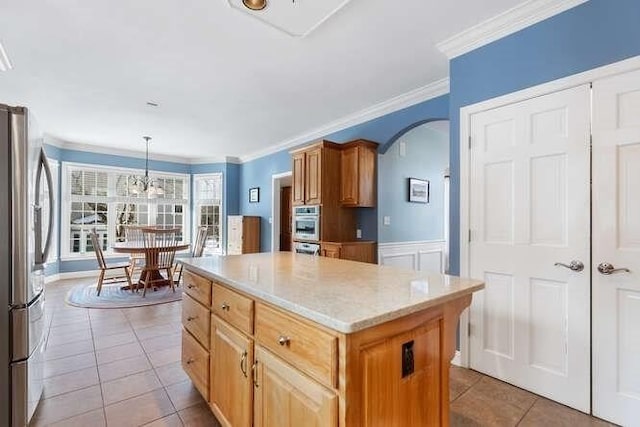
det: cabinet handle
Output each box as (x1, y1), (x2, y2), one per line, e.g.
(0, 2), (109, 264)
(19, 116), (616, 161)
(186, 284), (197, 290)
(187, 316), (197, 322)
(186, 358), (195, 365)
(252, 361), (259, 388)
(221, 302), (230, 311)
(278, 335), (290, 347)
(240, 351), (248, 378)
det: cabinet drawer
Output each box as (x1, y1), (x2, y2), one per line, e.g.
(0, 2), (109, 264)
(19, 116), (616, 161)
(182, 328), (209, 401)
(255, 303), (337, 388)
(182, 293), (210, 349)
(183, 270), (212, 306)
(212, 283), (254, 335)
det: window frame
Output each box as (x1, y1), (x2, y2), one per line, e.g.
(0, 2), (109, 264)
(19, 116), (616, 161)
(192, 173), (224, 255)
(60, 162), (191, 260)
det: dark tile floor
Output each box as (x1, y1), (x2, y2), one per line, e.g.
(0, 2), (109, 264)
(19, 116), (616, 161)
(449, 366), (616, 426)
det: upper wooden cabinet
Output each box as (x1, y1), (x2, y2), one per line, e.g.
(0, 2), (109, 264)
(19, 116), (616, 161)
(291, 141), (342, 207)
(340, 140), (378, 207)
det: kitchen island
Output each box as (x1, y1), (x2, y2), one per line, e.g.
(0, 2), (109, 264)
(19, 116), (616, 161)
(179, 252), (484, 427)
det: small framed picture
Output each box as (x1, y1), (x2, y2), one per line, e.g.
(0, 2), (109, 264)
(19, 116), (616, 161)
(408, 178), (429, 203)
(249, 187), (260, 203)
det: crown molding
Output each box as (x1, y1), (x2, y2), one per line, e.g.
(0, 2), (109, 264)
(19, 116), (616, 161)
(240, 77), (450, 162)
(189, 156), (242, 165)
(44, 135), (194, 164)
(437, 0), (588, 59)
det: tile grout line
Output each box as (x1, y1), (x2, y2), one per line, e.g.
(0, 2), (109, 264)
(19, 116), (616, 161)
(89, 307), (110, 426)
(515, 397), (539, 426)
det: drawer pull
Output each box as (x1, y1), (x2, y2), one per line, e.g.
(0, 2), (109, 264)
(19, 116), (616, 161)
(240, 351), (248, 378)
(186, 358), (195, 365)
(221, 302), (230, 311)
(187, 316), (197, 322)
(278, 335), (290, 347)
(187, 284), (197, 290)
(252, 361), (259, 388)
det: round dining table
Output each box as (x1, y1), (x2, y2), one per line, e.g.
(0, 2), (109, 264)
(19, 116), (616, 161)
(113, 241), (190, 289)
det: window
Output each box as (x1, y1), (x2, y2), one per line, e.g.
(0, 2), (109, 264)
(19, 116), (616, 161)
(61, 163), (190, 258)
(193, 174), (223, 254)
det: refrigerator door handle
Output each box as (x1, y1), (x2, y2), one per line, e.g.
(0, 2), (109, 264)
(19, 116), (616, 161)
(34, 148), (54, 265)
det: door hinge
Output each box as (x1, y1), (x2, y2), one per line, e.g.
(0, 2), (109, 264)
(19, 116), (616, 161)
(468, 229), (471, 242)
(468, 136), (472, 150)
(468, 324), (472, 337)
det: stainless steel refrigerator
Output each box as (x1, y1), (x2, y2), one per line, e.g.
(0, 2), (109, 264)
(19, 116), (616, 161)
(1, 104), (54, 426)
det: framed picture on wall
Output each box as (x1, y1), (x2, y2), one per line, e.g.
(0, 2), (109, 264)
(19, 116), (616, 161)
(249, 187), (260, 203)
(408, 178), (429, 203)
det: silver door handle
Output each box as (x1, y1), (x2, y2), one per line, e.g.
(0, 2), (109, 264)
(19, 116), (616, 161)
(554, 260), (584, 272)
(597, 263), (630, 275)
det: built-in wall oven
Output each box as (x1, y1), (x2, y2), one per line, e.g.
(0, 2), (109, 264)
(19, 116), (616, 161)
(294, 241), (320, 255)
(293, 205), (320, 241)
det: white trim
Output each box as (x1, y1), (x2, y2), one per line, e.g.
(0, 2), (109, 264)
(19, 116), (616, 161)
(437, 0), (587, 59)
(241, 78), (450, 163)
(44, 136), (194, 164)
(457, 53), (640, 369)
(192, 173), (224, 254)
(271, 171), (293, 252)
(45, 270), (100, 284)
(378, 240), (446, 273)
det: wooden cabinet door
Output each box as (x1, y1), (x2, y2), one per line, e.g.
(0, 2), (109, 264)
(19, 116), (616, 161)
(292, 153), (305, 206)
(340, 145), (359, 205)
(211, 317), (254, 427)
(321, 244), (341, 259)
(254, 346), (337, 427)
(360, 318), (442, 426)
(304, 147), (322, 205)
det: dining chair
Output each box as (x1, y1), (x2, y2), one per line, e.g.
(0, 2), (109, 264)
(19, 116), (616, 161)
(89, 228), (133, 296)
(124, 225), (145, 278)
(175, 226), (209, 284)
(139, 227), (180, 297)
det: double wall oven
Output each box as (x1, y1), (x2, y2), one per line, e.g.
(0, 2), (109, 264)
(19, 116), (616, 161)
(293, 205), (320, 255)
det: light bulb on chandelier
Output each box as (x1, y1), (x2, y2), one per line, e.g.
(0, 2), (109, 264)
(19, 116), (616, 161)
(128, 136), (164, 198)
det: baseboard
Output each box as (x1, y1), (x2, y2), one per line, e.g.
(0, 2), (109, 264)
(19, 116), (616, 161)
(452, 350), (462, 367)
(45, 270), (100, 284)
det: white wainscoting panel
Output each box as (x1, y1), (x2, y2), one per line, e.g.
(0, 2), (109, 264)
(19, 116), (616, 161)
(378, 240), (447, 273)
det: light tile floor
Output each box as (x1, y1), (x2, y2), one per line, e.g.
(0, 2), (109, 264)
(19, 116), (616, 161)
(34, 278), (616, 427)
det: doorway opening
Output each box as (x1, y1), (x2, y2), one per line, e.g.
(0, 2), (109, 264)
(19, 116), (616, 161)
(271, 171), (292, 252)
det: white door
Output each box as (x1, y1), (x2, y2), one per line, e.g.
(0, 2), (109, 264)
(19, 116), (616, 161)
(468, 85), (591, 411)
(592, 70), (640, 426)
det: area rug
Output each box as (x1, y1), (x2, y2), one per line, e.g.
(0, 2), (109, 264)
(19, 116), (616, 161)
(65, 282), (182, 309)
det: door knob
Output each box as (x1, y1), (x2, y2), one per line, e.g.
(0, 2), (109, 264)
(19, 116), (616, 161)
(597, 263), (630, 275)
(554, 260), (584, 272)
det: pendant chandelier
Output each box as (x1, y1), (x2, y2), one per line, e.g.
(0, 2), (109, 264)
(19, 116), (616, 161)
(128, 136), (164, 198)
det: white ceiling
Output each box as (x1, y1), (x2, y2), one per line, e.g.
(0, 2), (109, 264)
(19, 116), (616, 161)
(0, 0), (524, 160)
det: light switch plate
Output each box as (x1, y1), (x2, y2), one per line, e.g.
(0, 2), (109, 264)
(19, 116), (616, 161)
(268, 217), (272, 224)
(383, 216), (391, 225)
(356, 229), (362, 239)
(399, 142), (406, 157)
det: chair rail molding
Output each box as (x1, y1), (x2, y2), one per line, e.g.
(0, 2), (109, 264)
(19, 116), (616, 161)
(378, 240), (447, 273)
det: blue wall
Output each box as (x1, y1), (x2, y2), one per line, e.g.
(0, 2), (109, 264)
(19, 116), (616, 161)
(378, 123), (448, 243)
(448, 0), (640, 274)
(238, 94), (450, 251)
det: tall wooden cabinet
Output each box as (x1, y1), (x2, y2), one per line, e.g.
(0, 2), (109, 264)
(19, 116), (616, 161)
(290, 141), (356, 242)
(227, 215), (260, 255)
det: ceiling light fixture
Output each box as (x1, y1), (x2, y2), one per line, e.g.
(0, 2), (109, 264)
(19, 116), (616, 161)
(128, 136), (164, 198)
(0, 41), (13, 71)
(242, 0), (267, 11)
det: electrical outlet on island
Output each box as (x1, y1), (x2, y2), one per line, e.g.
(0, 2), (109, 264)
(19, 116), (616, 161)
(356, 229), (362, 239)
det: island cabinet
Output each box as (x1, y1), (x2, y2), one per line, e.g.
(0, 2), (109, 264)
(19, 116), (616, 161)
(340, 140), (378, 208)
(180, 253), (483, 427)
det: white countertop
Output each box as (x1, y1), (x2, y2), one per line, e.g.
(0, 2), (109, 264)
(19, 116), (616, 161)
(180, 252), (484, 334)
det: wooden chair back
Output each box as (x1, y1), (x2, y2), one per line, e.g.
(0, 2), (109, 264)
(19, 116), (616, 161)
(124, 225), (145, 243)
(142, 228), (179, 270)
(89, 228), (107, 270)
(193, 226), (209, 258)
